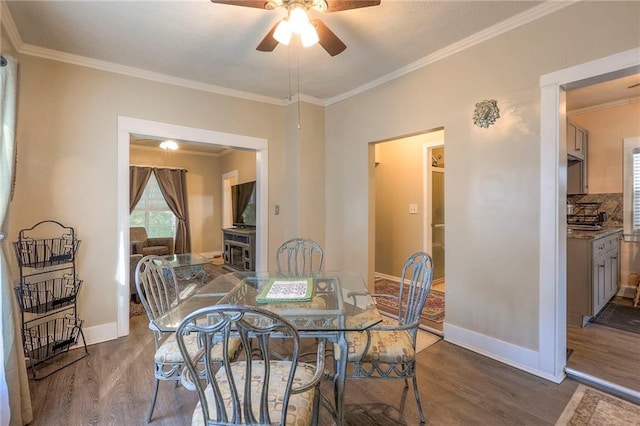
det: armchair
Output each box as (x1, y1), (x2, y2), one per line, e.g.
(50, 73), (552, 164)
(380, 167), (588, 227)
(130, 227), (174, 256)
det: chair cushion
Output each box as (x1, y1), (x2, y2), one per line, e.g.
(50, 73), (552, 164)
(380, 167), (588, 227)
(156, 333), (241, 364)
(342, 317), (415, 363)
(191, 360), (317, 426)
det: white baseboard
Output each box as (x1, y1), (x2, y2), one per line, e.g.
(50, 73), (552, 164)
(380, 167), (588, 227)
(374, 272), (400, 282)
(70, 321), (119, 349)
(444, 323), (565, 384)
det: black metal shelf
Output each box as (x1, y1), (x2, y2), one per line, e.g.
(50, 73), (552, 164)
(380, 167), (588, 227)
(14, 220), (88, 380)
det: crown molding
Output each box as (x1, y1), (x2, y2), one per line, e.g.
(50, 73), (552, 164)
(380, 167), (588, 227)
(1, 2), (22, 52)
(324, 0), (578, 106)
(568, 96), (640, 116)
(19, 42), (288, 106)
(3, 0), (576, 108)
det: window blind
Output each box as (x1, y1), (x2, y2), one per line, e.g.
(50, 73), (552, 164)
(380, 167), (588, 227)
(633, 149), (640, 231)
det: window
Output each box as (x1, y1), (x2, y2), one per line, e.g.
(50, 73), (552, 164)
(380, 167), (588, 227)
(633, 150), (640, 231)
(130, 174), (176, 238)
(623, 137), (640, 241)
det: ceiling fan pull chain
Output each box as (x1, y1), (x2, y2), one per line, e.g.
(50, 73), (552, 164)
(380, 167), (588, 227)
(296, 39), (301, 130)
(287, 41), (293, 101)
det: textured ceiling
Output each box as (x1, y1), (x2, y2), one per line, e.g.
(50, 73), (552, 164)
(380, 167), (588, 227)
(6, 0), (544, 101)
(4, 1), (637, 109)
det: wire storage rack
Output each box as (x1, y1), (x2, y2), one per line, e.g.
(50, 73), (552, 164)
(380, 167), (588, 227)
(13, 220), (88, 380)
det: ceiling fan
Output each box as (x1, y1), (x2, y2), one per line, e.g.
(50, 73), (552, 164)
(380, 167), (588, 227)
(210, 0), (381, 56)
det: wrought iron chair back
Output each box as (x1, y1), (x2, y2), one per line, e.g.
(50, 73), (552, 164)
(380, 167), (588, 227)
(343, 251), (434, 423)
(276, 238), (324, 277)
(135, 255), (180, 331)
(176, 305), (325, 425)
(395, 251), (434, 339)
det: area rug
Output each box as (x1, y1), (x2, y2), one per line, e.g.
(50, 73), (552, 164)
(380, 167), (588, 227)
(374, 277), (445, 323)
(415, 329), (441, 353)
(589, 302), (640, 335)
(555, 384), (640, 425)
(129, 261), (226, 318)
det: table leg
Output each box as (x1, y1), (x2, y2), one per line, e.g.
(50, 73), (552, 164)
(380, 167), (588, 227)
(334, 331), (348, 425)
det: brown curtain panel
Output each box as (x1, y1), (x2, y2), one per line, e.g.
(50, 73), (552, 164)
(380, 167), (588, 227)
(153, 168), (191, 254)
(129, 166), (152, 213)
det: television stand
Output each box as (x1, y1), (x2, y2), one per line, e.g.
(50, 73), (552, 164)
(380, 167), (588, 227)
(222, 228), (256, 272)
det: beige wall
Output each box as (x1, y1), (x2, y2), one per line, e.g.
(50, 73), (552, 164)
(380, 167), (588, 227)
(325, 1), (640, 353)
(5, 54), (323, 330)
(220, 150), (257, 184)
(570, 102), (640, 194)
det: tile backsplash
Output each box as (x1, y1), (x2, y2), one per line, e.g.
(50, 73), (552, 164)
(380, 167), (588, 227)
(567, 193), (623, 227)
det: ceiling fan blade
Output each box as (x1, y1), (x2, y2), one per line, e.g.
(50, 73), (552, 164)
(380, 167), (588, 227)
(256, 23), (280, 52)
(325, 0), (381, 12)
(313, 19), (347, 56)
(210, 0), (268, 9)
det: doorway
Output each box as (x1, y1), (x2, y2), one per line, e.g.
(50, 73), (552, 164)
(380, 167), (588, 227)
(539, 47), (639, 384)
(222, 171), (238, 230)
(424, 143), (445, 290)
(372, 129), (446, 333)
(116, 116), (269, 337)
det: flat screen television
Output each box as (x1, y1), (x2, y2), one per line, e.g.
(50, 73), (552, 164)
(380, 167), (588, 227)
(231, 181), (256, 228)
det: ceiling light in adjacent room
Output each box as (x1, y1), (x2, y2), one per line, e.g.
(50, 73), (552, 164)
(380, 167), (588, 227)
(159, 140), (179, 150)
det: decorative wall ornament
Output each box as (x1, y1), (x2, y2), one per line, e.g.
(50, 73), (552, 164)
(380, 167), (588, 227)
(473, 99), (500, 128)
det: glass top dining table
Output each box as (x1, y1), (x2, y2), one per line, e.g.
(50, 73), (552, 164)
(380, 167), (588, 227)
(152, 270), (382, 425)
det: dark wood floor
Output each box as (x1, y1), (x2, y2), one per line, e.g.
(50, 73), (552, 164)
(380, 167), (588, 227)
(24, 314), (584, 426)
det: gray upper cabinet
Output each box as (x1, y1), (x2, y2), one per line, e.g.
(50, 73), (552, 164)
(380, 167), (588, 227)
(567, 122), (586, 160)
(567, 121), (589, 195)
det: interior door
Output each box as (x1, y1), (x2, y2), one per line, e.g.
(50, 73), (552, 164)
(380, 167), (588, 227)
(431, 167), (445, 280)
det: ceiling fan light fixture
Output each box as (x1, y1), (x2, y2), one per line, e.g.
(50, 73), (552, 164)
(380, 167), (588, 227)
(274, 19), (292, 45)
(288, 5), (309, 34)
(300, 22), (319, 47)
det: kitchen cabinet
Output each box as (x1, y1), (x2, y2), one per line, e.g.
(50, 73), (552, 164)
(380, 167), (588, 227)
(567, 122), (587, 160)
(567, 229), (621, 327)
(567, 121), (589, 195)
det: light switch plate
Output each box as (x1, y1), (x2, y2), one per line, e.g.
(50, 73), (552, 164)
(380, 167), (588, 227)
(409, 204), (418, 214)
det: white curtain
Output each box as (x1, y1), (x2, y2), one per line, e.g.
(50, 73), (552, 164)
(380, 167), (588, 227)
(0, 55), (32, 425)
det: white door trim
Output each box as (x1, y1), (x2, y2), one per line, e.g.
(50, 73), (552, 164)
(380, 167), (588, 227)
(117, 116), (269, 337)
(422, 140), (444, 254)
(539, 47), (640, 381)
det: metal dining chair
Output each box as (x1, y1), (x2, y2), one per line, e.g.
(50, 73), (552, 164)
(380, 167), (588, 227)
(176, 304), (326, 425)
(337, 251), (434, 423)
(276, 238), (324, 277)
(134, 255), (240, 422)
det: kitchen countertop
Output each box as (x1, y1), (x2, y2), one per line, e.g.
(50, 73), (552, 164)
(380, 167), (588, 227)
(567, 226), (623, 239)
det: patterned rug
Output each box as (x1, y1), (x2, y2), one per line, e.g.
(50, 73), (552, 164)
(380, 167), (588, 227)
(130, 261), (226, 318)
(555, 384), (640, 425)
(374, 277), (445, 323)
